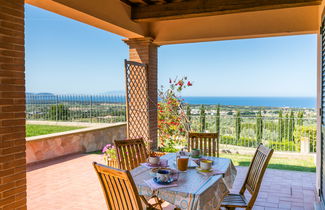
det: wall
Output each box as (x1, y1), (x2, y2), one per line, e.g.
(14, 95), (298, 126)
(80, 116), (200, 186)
(0, 0), (27, 209)
(26, 123), (126, 164)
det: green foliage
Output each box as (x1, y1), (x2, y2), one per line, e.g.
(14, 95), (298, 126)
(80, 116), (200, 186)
(220, 136), (258, 147)
(235, 110), (241, 141)
(268, 140), (299, 152)
(256, 109), (263, 143)
(278, 110), (284, 141)
(216, 105), (220, 134)
(186, 105), (192, 131)
(220, 153), (315, 172)
(26, 124), (84, 137)
(48, 104), (70, 121)
(200, 105), (206, 132)
(288, 110), (295, 141)
(284, 113), (289, 139)
(297, 111), (304, 126)
(294, 125), (317, 152)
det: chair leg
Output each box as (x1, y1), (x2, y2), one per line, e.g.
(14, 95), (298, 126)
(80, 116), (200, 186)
(153, 195), (163, 210)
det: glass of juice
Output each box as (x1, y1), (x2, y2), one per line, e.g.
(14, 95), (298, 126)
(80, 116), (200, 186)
(177, 156), (189, 172)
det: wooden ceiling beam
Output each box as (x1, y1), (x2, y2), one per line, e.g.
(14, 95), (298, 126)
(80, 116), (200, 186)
(132, 0), (322, 21)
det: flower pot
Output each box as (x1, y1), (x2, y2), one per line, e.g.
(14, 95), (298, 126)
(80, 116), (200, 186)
(105, 158), (119, 168)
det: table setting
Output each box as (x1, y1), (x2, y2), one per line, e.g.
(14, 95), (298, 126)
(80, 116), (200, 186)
(131, 149), (237, 210)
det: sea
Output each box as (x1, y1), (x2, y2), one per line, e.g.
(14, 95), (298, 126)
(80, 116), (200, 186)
(182, 97), (316, 109)
(26, 93), (317, 109)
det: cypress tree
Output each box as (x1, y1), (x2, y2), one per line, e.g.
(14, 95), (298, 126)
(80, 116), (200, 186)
(256, 109), (263, 144)
(278, 110), (284, 141)
(216, 105), (220, 135)
(288, 110), (295, 141)
(284, 113), (289, 140)
(186, 105), (191, 131)
(297, 111), (304, 126)
(200, 105), (206, 132)
(235, 110), (241, 142)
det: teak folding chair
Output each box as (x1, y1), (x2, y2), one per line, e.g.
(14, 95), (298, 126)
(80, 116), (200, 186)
(220, 144), (274, 210)
(188, 132), (219, 157)
(93, 162), (162, 210)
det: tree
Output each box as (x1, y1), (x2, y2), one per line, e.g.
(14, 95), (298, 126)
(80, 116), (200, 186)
(297, 111), (304, 126)
(278, 110), (284, 141)
(49, 104), (70, 121)
(186, 105), (192, 131)
(284, 113), (289, 139)
(200, 105), (206, 132)
(256, 109), (263, 144)
(235, 110), (241, 142)
(288, 110), (295, 141)
(216, 105), (220, 135)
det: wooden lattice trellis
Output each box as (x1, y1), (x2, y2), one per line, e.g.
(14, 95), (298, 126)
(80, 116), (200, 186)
(124, 60), (150, 144)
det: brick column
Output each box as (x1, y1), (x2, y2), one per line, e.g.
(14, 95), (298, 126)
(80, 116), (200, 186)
(123, 37), (158, 150)
(0, 0), (26, 209)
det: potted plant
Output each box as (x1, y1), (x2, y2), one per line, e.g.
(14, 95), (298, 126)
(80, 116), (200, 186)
(102, 144), (118, 168)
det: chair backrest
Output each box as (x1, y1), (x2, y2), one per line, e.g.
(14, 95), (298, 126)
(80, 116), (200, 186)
(188, 132), (219, 157)
(240, 144), (274, 209)
(114, 138), (148, 170)
(93, 162), (143, 210)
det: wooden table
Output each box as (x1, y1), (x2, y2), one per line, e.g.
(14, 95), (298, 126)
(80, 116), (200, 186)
(131, 153), (237, 210)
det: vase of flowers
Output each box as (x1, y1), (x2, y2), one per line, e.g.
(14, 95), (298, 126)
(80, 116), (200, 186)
(102, 144), (118, 168)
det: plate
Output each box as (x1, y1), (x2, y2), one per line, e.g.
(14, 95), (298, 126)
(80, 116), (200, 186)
(153, 177), (174, 185)
(196, 167), (213, 173)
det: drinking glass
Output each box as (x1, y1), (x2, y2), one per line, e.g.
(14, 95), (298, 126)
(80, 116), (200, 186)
(176, 156), (189, 172)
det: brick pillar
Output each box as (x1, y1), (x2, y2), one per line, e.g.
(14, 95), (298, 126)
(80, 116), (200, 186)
(0, 0), (26, 209)
(123, 37), (158, 150)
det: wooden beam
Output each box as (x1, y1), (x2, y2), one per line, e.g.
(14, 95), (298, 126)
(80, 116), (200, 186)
(132, 0), (322, 21)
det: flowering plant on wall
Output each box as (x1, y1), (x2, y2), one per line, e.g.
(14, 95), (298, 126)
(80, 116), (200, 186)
(102, 144), (117, 164)
(158, 77), (192, 152)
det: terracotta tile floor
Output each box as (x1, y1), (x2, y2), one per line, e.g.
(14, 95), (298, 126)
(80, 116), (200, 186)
(27, 154), (316, 210)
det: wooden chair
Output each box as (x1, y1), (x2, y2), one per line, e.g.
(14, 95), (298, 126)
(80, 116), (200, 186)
(220, 144), (274, 210)
(114, 138), (148, 170)
(93, 162), (162, 210)
(188, 132), (219, 157)
(114, 138), (164, 209)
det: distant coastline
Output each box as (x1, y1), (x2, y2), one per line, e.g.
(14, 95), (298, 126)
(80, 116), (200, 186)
(182, 96), (316, 109)
(26, 93), (316, 109)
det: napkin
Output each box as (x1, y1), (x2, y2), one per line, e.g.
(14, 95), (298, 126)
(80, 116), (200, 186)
(144, 179), (178, 190)
(188, 160), (199, 168)
(197, 169), (225, 177)
(140, 162), (169, 169)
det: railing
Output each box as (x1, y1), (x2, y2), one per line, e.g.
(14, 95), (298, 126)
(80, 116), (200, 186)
(189, 115), (316, 153)
(26, 94), (126, 123)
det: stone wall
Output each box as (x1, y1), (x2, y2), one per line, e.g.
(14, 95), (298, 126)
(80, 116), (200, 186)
(26, 123), (126, 164)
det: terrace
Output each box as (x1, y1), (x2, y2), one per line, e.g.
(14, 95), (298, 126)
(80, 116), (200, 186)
(1, 0), (325, 209)
(27, 154), (316, 210)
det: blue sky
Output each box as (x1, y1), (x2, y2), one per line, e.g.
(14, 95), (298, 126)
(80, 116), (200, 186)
(25, 4), (317, 97)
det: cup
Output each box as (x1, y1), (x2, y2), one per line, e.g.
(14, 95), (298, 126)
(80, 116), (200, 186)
(160, 159), (168, 167)
(191, 149), (201, 157)
(148, 156), (160, 165)
(177, 156), (189, 172)
(200, 160), (212, 170)
(156, 169), (171, 182)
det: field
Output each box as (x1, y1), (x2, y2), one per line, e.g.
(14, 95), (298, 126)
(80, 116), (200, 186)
(26, 124), (84, 137)
(220, 153), (316, 172)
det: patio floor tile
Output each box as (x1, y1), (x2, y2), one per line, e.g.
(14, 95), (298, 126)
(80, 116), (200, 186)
(27, 154), (316, 210)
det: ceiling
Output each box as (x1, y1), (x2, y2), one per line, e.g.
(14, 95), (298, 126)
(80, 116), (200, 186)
(122, 0), (322, 21)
